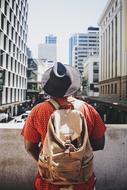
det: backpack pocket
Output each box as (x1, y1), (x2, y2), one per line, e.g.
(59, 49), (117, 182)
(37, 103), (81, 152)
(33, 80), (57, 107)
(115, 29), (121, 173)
(80, 157), (94, 182)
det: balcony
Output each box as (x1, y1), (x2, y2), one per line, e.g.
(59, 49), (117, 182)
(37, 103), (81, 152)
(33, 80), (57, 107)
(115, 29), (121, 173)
(0, 124), (127, 190)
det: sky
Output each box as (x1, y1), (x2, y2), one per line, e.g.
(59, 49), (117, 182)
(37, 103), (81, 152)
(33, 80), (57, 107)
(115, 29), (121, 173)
(27, 0), (108, 63)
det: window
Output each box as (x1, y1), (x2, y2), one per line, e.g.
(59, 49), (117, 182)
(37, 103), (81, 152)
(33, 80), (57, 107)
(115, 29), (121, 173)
(11, 27), (14, 40)
(12, 74), (15, 86)
(111, 84), (113, 94)
(11, 58), (13, 71)
(8, 72), (11, 86)
(7, 21), (10, 35)
(13, 44), (15, 55)
(16, 5), (18, 15)
(17, 21), (19, 33)
(10, 88), (12, 102)
(1, 14), (5, 30)
(108, 85), (110, 94)
(15, 60), (17, 73)
(6, 88), (8, 103)
(14, 15), (16, 28)
(4, 35), (7, 50)
(9, 9), (12, 22)
(12, 0), (15, 9)
(93, 62), (98, 66)
(6, 54), (9, 69)
(115, 0), (118, 7)
(4, 1), (8, 15)
(100, 86), (102, 94)
(94, 87), (99, 92)
(115, 83), (117, 94)
(0, 54), (3, 67)
(103, 86), (104, 94)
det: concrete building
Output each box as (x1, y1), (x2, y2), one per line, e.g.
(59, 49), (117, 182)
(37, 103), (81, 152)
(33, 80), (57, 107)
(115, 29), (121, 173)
(0, 0), (28, 117)
(27, 48), (32, 58)
(69, 27), (99, 74)
(83, 55), (99, 96)
(26, 58), (54, 107)
(98, 0), (127, 101)
(38, 35), (57, 63)
(27, 58), (39, 101)
(30, 59), (53, 96)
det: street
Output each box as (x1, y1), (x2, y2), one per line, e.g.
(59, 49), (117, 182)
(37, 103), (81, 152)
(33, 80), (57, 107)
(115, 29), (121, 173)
(0, 117), (25, 129)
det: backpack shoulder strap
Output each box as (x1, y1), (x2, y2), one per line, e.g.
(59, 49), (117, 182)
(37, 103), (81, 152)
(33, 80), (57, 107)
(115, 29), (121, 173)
(73, 99), (84, 111)
(47, 98), (60, 110)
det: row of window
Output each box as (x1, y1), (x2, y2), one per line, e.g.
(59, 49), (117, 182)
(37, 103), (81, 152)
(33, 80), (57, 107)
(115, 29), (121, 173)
(4, 70), (27, 89)
(100, 83), (118, 95)
(102, 0), (118, 27)
(0, 0), (28, 32)
(101, 15), (118, 80)
(1, 54), (27, 74)
(4, 87), (26, 104)
(0, 11), (27, 45)
(0, 34), (27, 60)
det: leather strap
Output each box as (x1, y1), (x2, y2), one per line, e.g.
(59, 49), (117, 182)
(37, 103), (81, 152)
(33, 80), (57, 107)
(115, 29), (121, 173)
(47, 99), (61, 110)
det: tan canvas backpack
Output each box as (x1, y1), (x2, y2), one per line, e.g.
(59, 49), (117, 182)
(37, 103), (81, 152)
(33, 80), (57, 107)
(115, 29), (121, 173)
(38, 98), (94, 185)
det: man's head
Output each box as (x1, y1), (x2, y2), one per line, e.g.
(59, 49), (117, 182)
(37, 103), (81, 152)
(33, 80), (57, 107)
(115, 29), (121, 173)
(41, 62), (81, 97)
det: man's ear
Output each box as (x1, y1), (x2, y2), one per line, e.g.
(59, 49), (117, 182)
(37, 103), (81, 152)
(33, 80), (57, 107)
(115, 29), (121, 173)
(90, 135), (105, 151)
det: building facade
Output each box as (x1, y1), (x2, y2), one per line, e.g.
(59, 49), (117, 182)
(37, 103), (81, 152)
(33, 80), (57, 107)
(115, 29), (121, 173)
(83, 55), (99, 97)
(27, 58), (39, 101)
(98, 0), (127, 101)
(0, 0), (28, 116)
(69, 27), (99, 74)
(45, 34), (57, 44)
(38, 35), (57, 63)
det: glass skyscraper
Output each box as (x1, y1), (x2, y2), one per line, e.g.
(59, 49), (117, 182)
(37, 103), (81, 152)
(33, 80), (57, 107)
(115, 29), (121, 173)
(69, 27), (99, 74)
(45, 35), (57, 44)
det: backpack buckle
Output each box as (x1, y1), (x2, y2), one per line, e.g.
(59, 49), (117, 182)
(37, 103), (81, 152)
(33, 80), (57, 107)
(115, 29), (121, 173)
(65, 139), (71, 148)
(64, 140), (76, 153)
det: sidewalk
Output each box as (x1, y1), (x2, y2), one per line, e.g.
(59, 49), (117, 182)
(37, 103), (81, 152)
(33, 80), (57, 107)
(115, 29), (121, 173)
(0, 125), (127, 190)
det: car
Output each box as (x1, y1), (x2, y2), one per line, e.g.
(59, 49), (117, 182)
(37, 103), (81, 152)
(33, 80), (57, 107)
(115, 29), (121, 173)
(21, 113), (28, 120)
(25, 110), (31, 114)
(14, 113), (29, 123)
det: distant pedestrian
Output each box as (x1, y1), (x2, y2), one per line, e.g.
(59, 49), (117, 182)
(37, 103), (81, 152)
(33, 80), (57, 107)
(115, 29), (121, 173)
(21, 62), (106, 190)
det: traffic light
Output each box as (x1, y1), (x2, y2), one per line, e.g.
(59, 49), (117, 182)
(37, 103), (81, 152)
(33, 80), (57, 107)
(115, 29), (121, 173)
(0, 69), (5, 92)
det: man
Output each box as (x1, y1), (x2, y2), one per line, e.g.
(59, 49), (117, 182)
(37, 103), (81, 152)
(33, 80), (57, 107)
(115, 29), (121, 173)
(21, 62), (106, 190)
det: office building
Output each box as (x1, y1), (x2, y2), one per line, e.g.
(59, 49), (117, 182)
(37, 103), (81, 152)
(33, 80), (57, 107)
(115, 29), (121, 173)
(27, 58), (39, 100)
(45, 34), (57, 44)
(38, 35), (57, 63)
(98, 0), (127, 101)
(69, 27), (99, 74)
(0, 0), (28, 116)
(83, 55), (99, 97)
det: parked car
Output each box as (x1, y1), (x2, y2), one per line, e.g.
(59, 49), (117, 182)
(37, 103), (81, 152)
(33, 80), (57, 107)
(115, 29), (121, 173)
(14, 113), (29, 123)
(25, 110), (31, 115)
